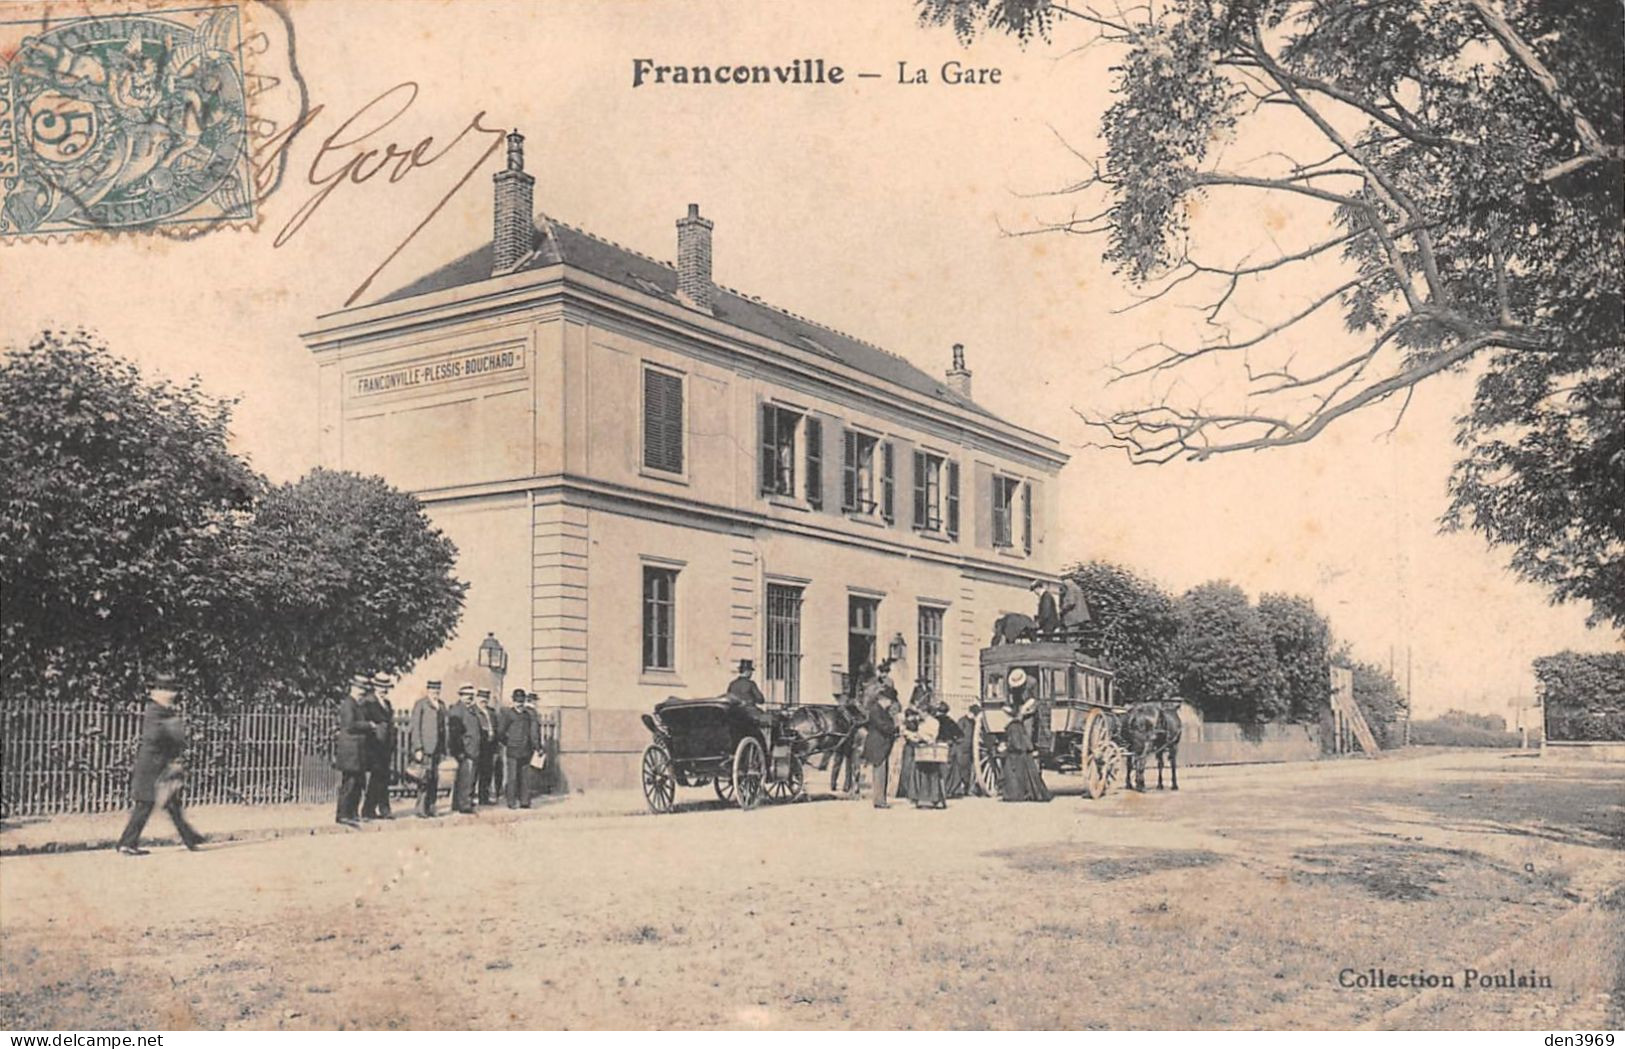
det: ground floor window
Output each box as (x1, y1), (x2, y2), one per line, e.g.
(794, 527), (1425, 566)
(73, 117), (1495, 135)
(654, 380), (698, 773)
(765, 583), (803, 705)
(918, 605), (944, 695)
(642, 566), (678, 671)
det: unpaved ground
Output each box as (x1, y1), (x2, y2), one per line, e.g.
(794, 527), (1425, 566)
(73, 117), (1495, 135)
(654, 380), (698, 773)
(1, 751), (1620, 1030)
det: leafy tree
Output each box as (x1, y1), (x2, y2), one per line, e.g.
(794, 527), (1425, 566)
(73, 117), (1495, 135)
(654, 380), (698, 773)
(919, 0), (1623, 629)
(1534, 650), (1625, 741)
(0, 331), (261, 704)
(1063, 559), (1179, 704)
(1258, 592), (1333, 722)
(1, 332), (467, 706)
(1173, 581), (1284, 723)
(219, 469), (468, 701)
(1343, 660), (1408, 747)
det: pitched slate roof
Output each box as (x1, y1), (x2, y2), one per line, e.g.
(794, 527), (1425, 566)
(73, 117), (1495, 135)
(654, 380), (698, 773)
(375, 216), (997, 420)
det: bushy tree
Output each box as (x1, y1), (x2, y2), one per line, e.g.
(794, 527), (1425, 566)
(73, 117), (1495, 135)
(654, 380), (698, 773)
(0, 331), (261, 704)
(1259, 593), (1333, 722)
(1173, 581), (1283, 723)
(1063, 559), (1179, 704)
(1, 332), (467, 706)
(219, 469), (468, 701)
(1344, 659), (1408, 747)
(920, 0), (1624, 630)
(1534, 650), (1625, 741)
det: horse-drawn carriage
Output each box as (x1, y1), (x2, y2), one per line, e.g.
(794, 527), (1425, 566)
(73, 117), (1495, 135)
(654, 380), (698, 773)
(638, 696), (853, 813)
(973, 641), (1126, 799)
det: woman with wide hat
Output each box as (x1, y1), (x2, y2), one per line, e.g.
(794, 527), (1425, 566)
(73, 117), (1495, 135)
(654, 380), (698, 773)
(999, 670), (1051, 803)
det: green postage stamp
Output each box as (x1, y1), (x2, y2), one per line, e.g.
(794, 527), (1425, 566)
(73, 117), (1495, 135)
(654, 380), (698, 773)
(0, 2), (302, 239)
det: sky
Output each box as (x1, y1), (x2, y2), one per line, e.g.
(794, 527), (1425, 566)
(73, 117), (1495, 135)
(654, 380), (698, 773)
(4, 0), (1616, 717)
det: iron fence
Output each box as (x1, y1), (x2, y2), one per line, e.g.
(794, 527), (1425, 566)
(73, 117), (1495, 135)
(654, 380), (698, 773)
(1, 701), (560, 819)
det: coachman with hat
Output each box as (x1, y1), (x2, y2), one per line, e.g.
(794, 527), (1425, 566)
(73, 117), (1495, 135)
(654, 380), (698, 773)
(726, 659), (767, 707)
(117, 669), (205, 855)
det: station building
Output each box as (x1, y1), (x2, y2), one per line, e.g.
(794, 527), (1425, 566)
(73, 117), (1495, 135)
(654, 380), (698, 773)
(301, 133), (1069, 789)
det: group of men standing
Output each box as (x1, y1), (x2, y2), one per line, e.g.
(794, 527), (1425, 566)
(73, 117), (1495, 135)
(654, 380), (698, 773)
(334, 672), (399, 826)
(405, 681), (545, 817)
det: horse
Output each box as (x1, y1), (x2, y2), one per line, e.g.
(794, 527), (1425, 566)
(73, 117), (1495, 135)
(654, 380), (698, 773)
(1120, 702), (1182, 791)
(774, 703), (863, 792)
(990, 612), (1039, 646)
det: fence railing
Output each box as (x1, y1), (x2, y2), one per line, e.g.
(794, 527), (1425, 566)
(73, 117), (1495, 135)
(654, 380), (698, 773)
(1, 701), (560, 820)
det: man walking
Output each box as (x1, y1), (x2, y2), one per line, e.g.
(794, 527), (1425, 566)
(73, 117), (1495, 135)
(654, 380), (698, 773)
(334, 678), (371, 828)
(117, 670), (205, 855)
(361, 673), (395, 820)
(502, 691), (539, 808)
(409, 679), (447, 818)
(448, 683), (481, 814)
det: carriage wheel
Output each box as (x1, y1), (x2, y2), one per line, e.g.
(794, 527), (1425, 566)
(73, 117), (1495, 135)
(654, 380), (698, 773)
(713, 774), (735, 804)
(732, 737), (765, 811)
(972, 718), (1004, 798)
(1082, 709), (1115, 799)
(640, 744), (677, 814)
(764, 759), (805, 803)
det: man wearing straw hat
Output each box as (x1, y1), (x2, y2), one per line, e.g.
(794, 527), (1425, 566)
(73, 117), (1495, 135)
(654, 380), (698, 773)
(448, 683), (482, 814)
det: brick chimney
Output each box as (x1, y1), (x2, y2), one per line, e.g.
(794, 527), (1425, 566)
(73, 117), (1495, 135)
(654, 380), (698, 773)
(946, 342), (973, 399)
(492, 130), (534, 276)
(676, 203), (714, 311)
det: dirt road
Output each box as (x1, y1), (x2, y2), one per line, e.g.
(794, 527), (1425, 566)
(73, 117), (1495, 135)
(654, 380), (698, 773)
(2, 750), (1620, 1030)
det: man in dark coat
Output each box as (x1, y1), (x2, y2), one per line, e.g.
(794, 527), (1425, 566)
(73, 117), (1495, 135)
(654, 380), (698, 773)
(1034, 580), (1061, 637)
(726, 659), (767, 706)
(117, 672), (204, 855)
(361, 673), (395, 820)
(409, 680), (447, 818)
(480, 688), (506, 802)
(863, 689), (900, 809)
(473, 688), (497, 805)
(334, 679), (373, 827)
(448, 683), (481, 814)
(502, 692), (539, 808)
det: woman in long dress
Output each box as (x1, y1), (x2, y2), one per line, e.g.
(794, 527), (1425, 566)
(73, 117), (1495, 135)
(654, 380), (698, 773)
(1000, 700), (1052, 802)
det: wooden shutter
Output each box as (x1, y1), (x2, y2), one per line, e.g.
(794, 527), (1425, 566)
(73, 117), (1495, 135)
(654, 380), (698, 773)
(821, 416), (841, 515)
(759, 403), (775, 495)
(1022, 480), (1033, 554)
(842, 430), (858, 511)
(912, 450), (928, 528)
(805, 417), (822, 508)
(642, 368), (683, 473)
(973, 462), (993, 548)
(946, 460), (960, 538)
(880, 441), (895, 521)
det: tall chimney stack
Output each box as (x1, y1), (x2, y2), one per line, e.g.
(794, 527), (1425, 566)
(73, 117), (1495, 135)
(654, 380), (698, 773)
(946, 342), (973, 399)
(676, 203), (715, 311)
(492, 130), (534, 276)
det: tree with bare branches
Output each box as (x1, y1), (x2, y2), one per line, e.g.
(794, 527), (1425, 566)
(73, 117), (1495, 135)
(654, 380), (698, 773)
(919, 0), (1622, 628)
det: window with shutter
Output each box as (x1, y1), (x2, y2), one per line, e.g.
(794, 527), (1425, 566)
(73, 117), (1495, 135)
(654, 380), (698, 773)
(842, 431), (858, 511)
(642, 367), (684, 474)
(760, 404), (775, 496)
(1022, 480), (1033, 555)
(760, 404), (799, 497)
(880, 442), (894, 521)
(946, 461), (960, 538)
(805, 418), (822, 509)
(912, 451), (928, 528)
(993, 475), (1019, 548)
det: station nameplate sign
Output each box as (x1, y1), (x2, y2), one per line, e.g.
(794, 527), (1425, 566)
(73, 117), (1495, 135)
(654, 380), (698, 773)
(352, 348), (524, 397)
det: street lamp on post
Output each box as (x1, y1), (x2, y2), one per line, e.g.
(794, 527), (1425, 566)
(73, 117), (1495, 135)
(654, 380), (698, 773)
(887, 632), (907, 666)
